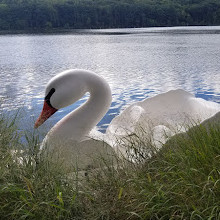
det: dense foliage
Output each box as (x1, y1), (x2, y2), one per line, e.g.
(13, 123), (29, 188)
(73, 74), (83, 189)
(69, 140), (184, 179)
(0, 112), (220, 219)
(0, 0), (220, 31)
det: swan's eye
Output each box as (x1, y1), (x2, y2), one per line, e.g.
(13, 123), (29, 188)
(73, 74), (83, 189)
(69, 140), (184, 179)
(45, 88), (56, 108)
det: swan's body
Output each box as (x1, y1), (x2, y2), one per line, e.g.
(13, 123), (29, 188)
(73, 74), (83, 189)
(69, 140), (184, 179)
(35, 69), (220, 169)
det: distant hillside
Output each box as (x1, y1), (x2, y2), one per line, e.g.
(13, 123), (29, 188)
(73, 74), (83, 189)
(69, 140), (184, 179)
(0, 0), (220, 30)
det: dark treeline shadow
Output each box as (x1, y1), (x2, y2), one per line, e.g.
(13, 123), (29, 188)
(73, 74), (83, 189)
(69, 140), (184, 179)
(0, 0), (220, 31)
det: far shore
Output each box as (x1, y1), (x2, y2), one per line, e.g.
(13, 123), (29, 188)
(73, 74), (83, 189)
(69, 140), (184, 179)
(1, 25), (220, 35)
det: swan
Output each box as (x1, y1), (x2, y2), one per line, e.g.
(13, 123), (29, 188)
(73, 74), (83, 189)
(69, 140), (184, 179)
(35, 69), (220, 169)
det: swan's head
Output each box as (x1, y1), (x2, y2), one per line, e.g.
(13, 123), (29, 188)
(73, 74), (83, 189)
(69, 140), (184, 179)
(34, 70), (87, 128)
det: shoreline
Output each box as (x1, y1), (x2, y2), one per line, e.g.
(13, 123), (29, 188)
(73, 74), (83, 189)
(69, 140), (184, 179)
(1, 25), (220, 35)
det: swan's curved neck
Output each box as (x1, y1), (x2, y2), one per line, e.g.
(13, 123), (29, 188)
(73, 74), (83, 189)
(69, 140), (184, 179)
(49, 72), (112, 142)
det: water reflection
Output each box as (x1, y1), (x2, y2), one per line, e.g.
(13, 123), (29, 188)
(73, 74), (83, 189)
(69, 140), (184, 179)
(0, 26), (219, 134)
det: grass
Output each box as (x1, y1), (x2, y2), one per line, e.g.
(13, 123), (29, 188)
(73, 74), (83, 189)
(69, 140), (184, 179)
(0, 112), (219, 220)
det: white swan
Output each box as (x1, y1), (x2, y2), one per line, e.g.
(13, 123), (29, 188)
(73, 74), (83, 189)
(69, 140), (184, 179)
(35, 69), (220, 169)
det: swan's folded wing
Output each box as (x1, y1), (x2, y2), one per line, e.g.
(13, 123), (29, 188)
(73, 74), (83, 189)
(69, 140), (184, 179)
(106, 105), (145, 136)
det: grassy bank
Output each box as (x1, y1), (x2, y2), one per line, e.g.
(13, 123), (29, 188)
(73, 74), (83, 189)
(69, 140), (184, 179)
(0, 113), (219, 219)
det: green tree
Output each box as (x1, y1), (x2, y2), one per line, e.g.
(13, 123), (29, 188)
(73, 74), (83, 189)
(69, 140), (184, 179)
(0, 0), (220, 31)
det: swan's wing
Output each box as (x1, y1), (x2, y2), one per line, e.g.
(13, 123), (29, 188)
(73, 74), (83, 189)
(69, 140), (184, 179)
(107, 89), (192, 139)
(139, 89), (220, 128)
(106, 89), (220, 150)
(187, 96), (220, 121)
(107, 104), (145, 137)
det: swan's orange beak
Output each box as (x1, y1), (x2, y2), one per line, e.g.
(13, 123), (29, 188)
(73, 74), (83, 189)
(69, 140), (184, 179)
(34, 101), (57, 128)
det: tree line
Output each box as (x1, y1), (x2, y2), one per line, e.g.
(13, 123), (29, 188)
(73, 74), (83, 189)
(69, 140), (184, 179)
(0, 0), (220, 31)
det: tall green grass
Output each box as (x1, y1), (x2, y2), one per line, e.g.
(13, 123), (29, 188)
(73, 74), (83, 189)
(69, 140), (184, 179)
(0, 113), (219, 219)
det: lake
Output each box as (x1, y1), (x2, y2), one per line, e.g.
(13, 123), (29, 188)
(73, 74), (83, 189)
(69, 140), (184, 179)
(0, 26), (220, 135)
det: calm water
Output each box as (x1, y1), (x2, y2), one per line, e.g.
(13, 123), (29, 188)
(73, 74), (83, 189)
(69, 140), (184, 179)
(0, 26), (220, 134)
